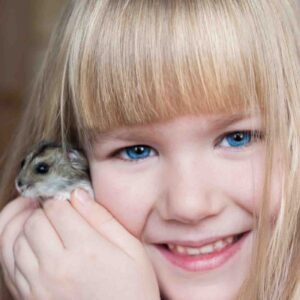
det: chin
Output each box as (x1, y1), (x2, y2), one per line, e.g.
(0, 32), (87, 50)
(160, 285), (239, 300)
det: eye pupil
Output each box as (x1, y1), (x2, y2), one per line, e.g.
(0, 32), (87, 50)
(35, 162), (50, 174)
(233, 133), (244, 141)
(134, 146), (145, 154)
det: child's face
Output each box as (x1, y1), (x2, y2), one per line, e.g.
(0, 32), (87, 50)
(88, 114), (281, 300)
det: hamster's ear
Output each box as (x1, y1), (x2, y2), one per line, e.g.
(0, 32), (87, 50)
(68, 149), (89, 172)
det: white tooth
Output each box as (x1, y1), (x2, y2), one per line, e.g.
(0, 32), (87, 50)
(175, 245), (186, 254)
(186, 247), (201, 256)
(225, 236), (234, 244)
(168, 244), (175, 250)
(199, 244), (214, 254)
(214, 240), (226, 250)
(169, 238), (233, 256)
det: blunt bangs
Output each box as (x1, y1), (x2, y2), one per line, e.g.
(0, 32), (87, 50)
(66, 0), (268, 140)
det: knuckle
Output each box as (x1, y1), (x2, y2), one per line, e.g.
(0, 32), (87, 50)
(42, 263), (67, 286)
(49, 254), (77, 282)
(40, 253), (64, 277)
(82, 247), (98, 261)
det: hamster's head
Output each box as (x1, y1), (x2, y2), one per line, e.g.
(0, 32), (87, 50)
(15, 141), (90, 198)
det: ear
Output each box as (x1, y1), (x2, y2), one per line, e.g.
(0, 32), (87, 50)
(68, 149), (89, 172)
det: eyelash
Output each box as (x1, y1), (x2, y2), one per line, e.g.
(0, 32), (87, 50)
(112, 130), (264, 162)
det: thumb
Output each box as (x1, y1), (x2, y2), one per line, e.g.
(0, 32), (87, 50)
(71, 189), (141, 253)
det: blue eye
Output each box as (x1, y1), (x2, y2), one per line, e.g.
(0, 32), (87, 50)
(220, 131), (259, 148)
(120, 145), (155, 161)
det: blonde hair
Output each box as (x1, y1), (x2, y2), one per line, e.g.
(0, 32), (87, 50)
(0, 0), (299, 299)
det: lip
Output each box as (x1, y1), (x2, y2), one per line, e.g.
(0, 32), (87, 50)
(155, 231), (251, 272)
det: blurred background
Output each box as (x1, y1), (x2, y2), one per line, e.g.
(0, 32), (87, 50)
(0, 0), (68, 162)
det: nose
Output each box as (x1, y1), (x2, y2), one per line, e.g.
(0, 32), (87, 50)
(156, 158), (226, 224)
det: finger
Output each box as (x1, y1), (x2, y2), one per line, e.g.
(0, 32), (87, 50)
(1, 208), (35, 281)
(14, 267), (31, 300)
(71, 189), (141, 253)
(23, 208), (64, 260)
(2, 268), (21, 300)
(0, 197), (38, 236)
(14, 233), (39, 282)
(42, 198), (101, 249)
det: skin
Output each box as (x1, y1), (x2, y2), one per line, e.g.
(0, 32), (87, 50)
(0, 113), (281, 300)
(88, 114), (281, 300)
(0, 192), (159, 299)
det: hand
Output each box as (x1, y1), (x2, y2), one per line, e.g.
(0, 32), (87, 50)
(0, 191), (160, 300)
(0, 197), (38, 299)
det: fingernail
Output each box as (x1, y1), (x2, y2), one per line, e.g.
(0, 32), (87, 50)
(74, 189), (91, 205)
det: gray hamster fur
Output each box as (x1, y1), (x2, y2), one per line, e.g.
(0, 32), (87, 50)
(15, 141), (93, 201)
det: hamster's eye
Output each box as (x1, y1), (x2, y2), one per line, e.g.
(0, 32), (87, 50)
(35, 162), (50, 175)
(20, 159), (25, 169)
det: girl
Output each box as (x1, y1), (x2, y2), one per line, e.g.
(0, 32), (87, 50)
(0, 0), (299, 299)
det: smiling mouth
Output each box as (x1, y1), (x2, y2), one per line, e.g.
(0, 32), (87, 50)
(155, 230), (252, 272)
(162, 232), (246, 256)
(154, 231), (251, 272)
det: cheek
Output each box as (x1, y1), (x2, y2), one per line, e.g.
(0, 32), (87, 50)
(220, 156), (282, 218)
(249, 156), (283, 218)
(90, 162), (159, 238)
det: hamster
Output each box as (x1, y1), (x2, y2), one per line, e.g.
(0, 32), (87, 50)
(15, 141), (93, 201)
